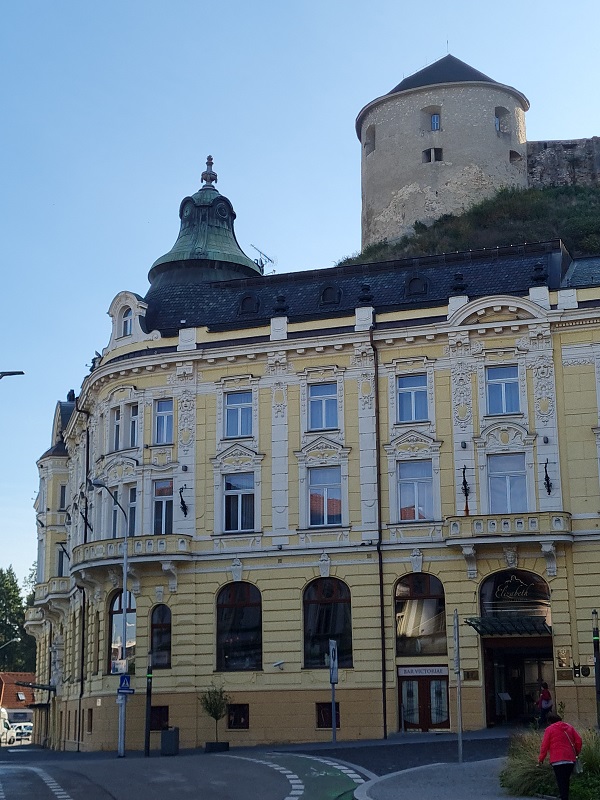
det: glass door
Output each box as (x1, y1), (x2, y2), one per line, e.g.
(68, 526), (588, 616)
(399, 676), (449, 731)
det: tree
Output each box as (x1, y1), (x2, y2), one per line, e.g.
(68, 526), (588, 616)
(0, 566), (35, 672)
(199, 684), (230, 742)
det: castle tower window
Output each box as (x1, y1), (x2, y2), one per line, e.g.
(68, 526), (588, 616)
(364, 124), (376, 155)
(431, 113), (440, 131)
(494, 106), (510, 134)
(509, 150), (523, 163)
(434, 148), (443, 162)
(422, 149), (432, 163)
(422, 148), (443, 163)
(420, 105), (442, 132)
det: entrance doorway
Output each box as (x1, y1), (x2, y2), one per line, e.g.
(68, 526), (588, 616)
(398, 668), (450, 731)
(483, 638), (553, 725)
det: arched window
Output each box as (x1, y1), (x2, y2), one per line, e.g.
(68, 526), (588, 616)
(239, 294), (259, 315)
(407, 276), (427, 296)
(303, 578), (352, 668)
(150, 604), (172, 669)
(320, 286), (341, 305)
(216, 582), (262, 671)
(479, 570), (551, 626)
(121, 307), (133, 337)
(108, 591), (136, 672)
(494, 106), (510, 134)
(395, 574), (446, 656)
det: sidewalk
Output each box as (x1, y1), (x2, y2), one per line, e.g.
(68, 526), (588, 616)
(354, 757), (514, 800)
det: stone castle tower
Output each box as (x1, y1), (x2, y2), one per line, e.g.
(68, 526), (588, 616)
(356, 55), (530, 248)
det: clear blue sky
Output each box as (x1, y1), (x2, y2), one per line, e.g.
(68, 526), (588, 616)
(1, 0), (599, 587)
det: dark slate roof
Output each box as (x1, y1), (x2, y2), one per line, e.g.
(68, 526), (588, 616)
(564, 256), (600, 287)
(58, 401), (75, 432)
(38, 440), (68, 460)
(142, 240), (571, 337)
(389, 54), (496, 95)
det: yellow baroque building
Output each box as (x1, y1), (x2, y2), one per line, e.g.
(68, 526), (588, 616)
(26, 159), (600, 749)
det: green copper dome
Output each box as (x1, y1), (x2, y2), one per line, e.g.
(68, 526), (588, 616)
(148, 156), (262, 284)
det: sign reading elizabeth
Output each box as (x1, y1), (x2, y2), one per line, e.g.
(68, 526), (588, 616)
(480, 570), (551, 620)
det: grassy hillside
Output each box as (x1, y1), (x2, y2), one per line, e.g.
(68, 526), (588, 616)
(338, 185), (600, 266)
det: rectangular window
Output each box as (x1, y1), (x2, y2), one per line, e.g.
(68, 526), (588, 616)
(86, 708), (93, 735)
(309, 383), (338, 430)
(316, 702), (340, 729)
(227, 704), (250, 730)
(486, 365), (519, 414)
(309, 466), (342, 527)
(57, 546), (67, 577)
(225, 391), (253, 437)
(398, 460), (433, 520)
(422, 148), (432, 163)
(128, 403), (138, 448)
(153, 480), (173, 535)
(150, 706), (169, 731)
(111, 408), (121, 451)
(397, 374), (428, 422)
(154, 399), (173, 444)
(434, 148), (443, 161)
(488, 453), (527, 513)
(111, 489), (120, 538)
(59, 484), (67, 510)
(431, 113), (440, 131)
(127, 486), (137, 537)
(224, 473), (254, 532)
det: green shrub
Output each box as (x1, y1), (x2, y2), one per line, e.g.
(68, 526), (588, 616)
(199, 684), (230, 742)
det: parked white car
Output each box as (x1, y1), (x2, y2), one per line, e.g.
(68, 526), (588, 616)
(13, 723), (32, 741)
(0, 720), (16, 746)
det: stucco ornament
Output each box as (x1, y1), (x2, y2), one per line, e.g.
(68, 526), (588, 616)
(503, 546), (518, 569)
(319, 552), (331, 578)
(410, 548), (423, 573)
(231, 558), (243, 582)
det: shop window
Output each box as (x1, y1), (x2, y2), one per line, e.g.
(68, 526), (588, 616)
(308, 383), (338, 430)
(486, 365), (519, 414)
(227, 704), (250, 729)
(309, 466), (342, 527)
(303, 578), (352, 668)
(151, 604), (172, 669)
(398, 460), (433, 521)
(395, 573), (447, 656)
(316, 702), (340, 729)
(108, 591), (136, 673)
(150, 706), (169, 731)
(397, 374), (428, 422)
(488, 453), (527, 513)
(216, 582), (262, 671)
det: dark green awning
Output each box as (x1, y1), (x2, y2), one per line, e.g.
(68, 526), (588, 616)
(465, 615), (552, 636)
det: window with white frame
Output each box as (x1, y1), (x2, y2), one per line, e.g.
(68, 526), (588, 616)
(153, 479), (173, 535)
(225, 391), (252, 438)
(154, 399), (174, 444)
(111, 489), (121, 538)
(486, 365), (519, 415)
(121, 307), (133, 337)
(397, 374), (428, 422)
(127, 403), (138, 448)
(431, 113), (441, 131)
(397, 460), (433, 521)
(308, 383), (338, 430)
(111, 408), (121, 452)
(127, 485), (137, 537)
(309, 466), (342, 527)
(224, 473), (254, 532)
(59, 484), (67, 510)
(488, 453), (527, 513)
(56, 545), (67, 577)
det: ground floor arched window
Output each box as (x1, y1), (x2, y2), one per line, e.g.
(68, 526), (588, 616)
(303, 578), (353, 668)
(108, 591), (136, 673)
(150, 604), (172, 669)
(216, 582), (262, 671)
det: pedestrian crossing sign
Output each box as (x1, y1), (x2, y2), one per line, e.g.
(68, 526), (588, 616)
(119, 674), (131, 690)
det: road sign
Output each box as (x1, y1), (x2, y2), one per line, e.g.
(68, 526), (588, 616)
(117, 688), (135, 695)
(119, 674), (131, 690)
(329, 639), (338, 685)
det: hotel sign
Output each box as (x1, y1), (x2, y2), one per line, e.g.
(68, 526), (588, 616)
(397, 666), (449, 677)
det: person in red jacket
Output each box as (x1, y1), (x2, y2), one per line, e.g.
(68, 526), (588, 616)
(537, 681), (553, 724)
(538, 713), (582, 800)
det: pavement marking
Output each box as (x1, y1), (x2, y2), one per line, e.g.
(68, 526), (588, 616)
(286, 754), (367, 784)
(0, 766), (75, 800)
(226, 755), (306, 800)
(0, 778), (5, 800)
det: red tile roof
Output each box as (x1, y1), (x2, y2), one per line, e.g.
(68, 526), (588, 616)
(0, 673), (36, 709)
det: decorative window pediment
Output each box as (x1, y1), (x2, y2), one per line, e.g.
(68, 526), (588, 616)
(384, 430), (442, 459)
(101, 455), (139, 483)
(448, 295), (544, 328)
(211, 443), (264, 472)
(105, 291), (158, 354)
(295, 435), (351, 466)
(475, 421), (535, 453)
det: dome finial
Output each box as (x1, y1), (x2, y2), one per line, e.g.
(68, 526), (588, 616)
(201, 155), (217, 188)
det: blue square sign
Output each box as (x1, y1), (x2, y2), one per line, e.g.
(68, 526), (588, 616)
(119, 674), (131, 690)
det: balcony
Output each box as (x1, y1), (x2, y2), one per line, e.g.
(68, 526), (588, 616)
(446, 511), (571, 540)
(72, 533), (194, 568)
(34, 577), (72, 603)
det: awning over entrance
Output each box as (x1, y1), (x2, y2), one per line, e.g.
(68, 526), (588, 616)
(465, 615), (552, 636)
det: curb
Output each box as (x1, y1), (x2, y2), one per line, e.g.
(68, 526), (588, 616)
(353, 763), (446, 800)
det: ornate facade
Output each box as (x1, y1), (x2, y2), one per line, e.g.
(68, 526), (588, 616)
(26, 99), (600, 750)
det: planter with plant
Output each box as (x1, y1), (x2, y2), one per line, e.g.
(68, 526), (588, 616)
(200, 684), (231, 753)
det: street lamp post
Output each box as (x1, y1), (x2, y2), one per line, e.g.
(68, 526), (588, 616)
(593, 609), (600, 730)
(91, 479), (129, 757)
(0, 638), (20, 651)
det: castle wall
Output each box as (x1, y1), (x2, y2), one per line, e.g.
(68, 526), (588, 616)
(527, 137), (600, 189)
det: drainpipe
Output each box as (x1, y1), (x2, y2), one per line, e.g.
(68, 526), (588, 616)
(369, 325), (388, 740)
(77, 589), (86, 752)
(75, 397), (91, 544)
